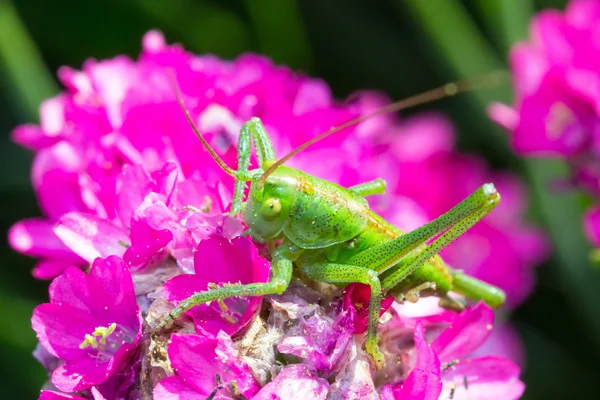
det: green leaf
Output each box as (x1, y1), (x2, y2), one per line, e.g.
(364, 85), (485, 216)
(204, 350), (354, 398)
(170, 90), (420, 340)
(0, 0), (58, 120)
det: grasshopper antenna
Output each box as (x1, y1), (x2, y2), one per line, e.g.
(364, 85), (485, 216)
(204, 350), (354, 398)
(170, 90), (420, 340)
(258, 70), (510, 185)
(169, 70), (237, 177)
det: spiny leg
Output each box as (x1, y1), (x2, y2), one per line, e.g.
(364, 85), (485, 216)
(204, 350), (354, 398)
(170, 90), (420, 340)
(380, 198), (500, 298)
(154, 248), (294, 333)
(231, 118), (277, 216)
(302, 262), (385, 370)
(347, 184), (500, 273)
(400, 282), (437, 303)
(348, 178), (386, 197)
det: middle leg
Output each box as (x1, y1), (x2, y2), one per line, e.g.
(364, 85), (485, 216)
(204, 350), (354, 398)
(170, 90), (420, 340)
(348, 178), (386, 197)
(303, 262), (385, 370)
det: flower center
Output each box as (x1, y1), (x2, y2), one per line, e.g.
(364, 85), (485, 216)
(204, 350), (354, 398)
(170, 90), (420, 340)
(79, 323), (117, 350)
(546, 102), (576, 139)
(79, 322), (135, 361)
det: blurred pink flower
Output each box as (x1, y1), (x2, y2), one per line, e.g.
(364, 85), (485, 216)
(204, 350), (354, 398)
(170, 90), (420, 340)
(489, 0), (600, 246)
(381, 302), (524, 400)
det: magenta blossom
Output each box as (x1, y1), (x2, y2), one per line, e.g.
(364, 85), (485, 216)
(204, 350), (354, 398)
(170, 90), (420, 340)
(381, 302), (524, 400)
(253, 365), (329, 400)
(163, 234), (270, 336)
(39, 389), (106, 400)
(153, 331), (260, 399)
(381, 322), (442, 400)
(488, 0), (600, 246)
(32, 255), (142, 392)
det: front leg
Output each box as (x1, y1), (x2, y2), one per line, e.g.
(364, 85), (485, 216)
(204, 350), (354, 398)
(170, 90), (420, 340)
(154, 243), (298, 333)
(303, 262), (385, 370)
(230, 118), (278, 216)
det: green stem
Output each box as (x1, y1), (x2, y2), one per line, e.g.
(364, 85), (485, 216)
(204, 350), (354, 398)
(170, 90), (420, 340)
(0, 0), (58, 120)
(401, 0), (600, 351)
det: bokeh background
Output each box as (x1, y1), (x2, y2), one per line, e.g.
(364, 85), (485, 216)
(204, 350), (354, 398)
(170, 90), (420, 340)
(1, 0), (599, 398)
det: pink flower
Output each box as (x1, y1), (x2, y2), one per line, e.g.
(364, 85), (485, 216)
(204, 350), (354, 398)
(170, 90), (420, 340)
(32, 256), (142, 392)
(39, 389), (106, 400)
(253, 365), (329, 400)
(153, 332), (260, 399)
(163, 234), (270, 336)
(382, 302), (524, 400)
(381, 322), (442, 400)
(277, 301), (354, 373)
(488, 0), (600, 246)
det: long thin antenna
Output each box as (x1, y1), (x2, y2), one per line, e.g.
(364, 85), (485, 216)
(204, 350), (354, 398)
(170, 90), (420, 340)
(258, 70), (509, 185)
(169, 70), (237, 177)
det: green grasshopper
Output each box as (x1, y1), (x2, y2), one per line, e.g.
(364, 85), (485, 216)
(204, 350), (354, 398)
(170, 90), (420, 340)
(154, 75), (507, 370)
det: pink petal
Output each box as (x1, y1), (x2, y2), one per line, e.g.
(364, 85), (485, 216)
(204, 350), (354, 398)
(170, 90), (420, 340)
(167, 333), (258, 398)
(52, 356), (111, 392)
(441, 356), (524, 400)
(471, 324), (525, 367)
(432, 303), (494, 362)
(32, 303), (97, 360)
(253, 365), (330, 400)
(487, 103), (520, 132)
(142, 30), (167, 53)
(39, 391), (87, 400)
(277, 308), (354, 373)
(392, 369), (443, 400)
(88, 256), (139, 327)
(33, 260), (78, 280)
(164, 235), (269, 335)
(151, 162), (179, 205)
(48, 266), (92, 311)
(123, 216), (172, 271)
(37, 170), (89, 219)
(54, 212), (129, 263)
(509, 43), (548, 97)
(390, 321), (442, 400)
(9, 219), (82, 263)
(153, 376), (203, 400)
(116, 164), (154, 228)
(584, 205), (600, 246)
(12, 124), (60, 150)
(31, 141), (81, 191)
(513, 70), (590, 156)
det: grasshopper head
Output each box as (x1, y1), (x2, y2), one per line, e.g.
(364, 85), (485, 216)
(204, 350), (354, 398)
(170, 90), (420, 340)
(244, 167), (297, 243)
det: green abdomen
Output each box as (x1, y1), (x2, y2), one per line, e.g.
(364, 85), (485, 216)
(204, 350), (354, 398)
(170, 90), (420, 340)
(324, 209), (454, 294)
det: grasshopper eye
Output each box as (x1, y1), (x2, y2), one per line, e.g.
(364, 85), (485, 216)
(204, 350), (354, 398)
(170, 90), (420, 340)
(261, 198), (282, 220)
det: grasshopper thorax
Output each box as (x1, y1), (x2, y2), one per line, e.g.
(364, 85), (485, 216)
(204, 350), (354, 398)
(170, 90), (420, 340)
(244, 166), (299, 243)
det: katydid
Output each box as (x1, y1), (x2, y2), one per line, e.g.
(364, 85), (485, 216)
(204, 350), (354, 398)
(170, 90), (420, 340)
(154, 73), (507, 370)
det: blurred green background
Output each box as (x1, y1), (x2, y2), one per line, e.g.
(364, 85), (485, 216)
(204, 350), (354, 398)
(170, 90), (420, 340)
(1, 0), (599, 398)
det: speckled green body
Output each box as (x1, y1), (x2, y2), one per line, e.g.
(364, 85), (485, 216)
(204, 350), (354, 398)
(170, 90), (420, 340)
(250, 166), (454, 296)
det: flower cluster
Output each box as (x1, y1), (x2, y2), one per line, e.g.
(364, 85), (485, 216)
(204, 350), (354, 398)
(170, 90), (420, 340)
(488, 0), (600, 247)
(10, 31), (545, 398)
